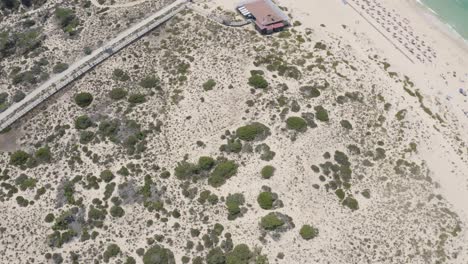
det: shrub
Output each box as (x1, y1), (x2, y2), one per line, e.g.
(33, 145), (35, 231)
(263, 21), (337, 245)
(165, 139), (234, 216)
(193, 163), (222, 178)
(0, 92), (8, 104)
(299, 224), (319, 240)
(55, 8), (79, 34)
(112, 68), (130, 82)
(13, 90), (25, 102)
(203, 79), (216, 91)
(226, 244), (252, 264)
(225, 193), (245, 220)
(79, 131), (94, 144)
(174, 161), (198, 180)
(261, 165), (275, 179)
(143, 245), (175, 264)
(198, 156), (215, 171)
(110, 206), (125, 218)
(236, 123), (270, 141)
(45, 213), (55, 223)
(16, 196), (29, 206)
(340, 120), (353, 130)
(109, 88), (128, 100)
(220, 139), (242, 153)
(314, 106), (329, 122)
(286, 116), (307, 132)
(100, 170), (114, 183)
(35, 147), (51, 162)
(261, 213), (284, 230)
(74, 115), (92, 129)
(139, 76), (160, 89)
(53, 62), (69, 73)
(206, 247), (225, 264)
(342, 196), (359, 210)
(103, 244), (121, 261)
(98, 120), (119, 138)
(248, 74), (268, 89)
(128, 93), (146, 104)
(257, 191), (274, 210)
(208, 160), (238, 187)
(300, 86), (321, 98)
(10, 150), (30, 166)
(83, 46), (92, 55)
(74, 92), (93, 108)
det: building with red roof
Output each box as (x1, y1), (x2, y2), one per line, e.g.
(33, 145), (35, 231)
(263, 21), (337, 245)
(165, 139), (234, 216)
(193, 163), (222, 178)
(237, 0), (290, 34)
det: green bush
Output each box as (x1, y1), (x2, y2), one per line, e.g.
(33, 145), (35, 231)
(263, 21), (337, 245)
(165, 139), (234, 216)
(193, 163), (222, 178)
(300, 86), (321, 98)
(260, 213), (284, 230)
(55, 8), (79, 34)
(35, 147), (51, 162)
(143, 245), (175, 264)
(74, 92), (93, 108)
(342, 196), (359, 210)
(261, 165), (275, 179)
(109, 88), (128, 100)
(314, 106), (329, 122)
(340, 120), (353, 129)
(226, 193), (245, 220)
(100, 170), (114, 183)
(236, 122), (270, 141)
(110, 205), (125, 218)
(103, 244), (121, 262)
(226, 244), (252, 264)
(203, 79), (216, 91)
(16, 196), (29, 206)
(248, 74), (268, 89)
(0, 92), (8, 105)
(286, 116), (307, 131)
(52, 62), (68, 73)
(128, 93), (146, 104)
(206, 247), (225, 264)
(74, 115), (92, 129)
(10, 150), (30, 166)
(45, 213), (55, 223)
(299, 224), (319, 240)
(139, 76), (160, 89)
(257, 191), (274, 210)
(15, 174), (37, 190)
(79, 131), (94, 144)
(208, 160), (238, 187)
(13, 90), (25, 102)
(174, 161), (198, 180)
(220, 139), (242, 153)
(198, 156), (215, 171)
(113, 69), (130, 82)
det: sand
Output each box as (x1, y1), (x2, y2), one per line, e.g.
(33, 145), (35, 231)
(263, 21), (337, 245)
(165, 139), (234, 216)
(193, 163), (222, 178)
(1, 0), (468, 263)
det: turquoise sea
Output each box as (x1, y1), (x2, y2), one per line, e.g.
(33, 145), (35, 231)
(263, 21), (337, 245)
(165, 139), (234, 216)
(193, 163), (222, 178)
(421, 0), (468, 41)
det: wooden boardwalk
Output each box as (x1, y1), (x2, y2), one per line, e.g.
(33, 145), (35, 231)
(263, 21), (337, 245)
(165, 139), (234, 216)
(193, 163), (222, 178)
(0, 0), (187, 132)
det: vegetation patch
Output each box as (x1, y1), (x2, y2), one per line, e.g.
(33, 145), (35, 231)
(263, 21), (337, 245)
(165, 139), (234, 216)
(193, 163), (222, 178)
(248, 73), (268, 89)
(314, 106), (329, 122)
(74, 92), (93, 108)
(203, 79), (216, 91)
(236, 122), (270, 141)
(299, 224), (319, 240)
(261, 165), (275, 179)
(225, 193), (245, 220)
(286, 116), (307, 132)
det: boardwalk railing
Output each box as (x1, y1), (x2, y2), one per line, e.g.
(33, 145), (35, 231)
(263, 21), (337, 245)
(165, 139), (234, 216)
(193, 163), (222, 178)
(0, 0), (187, 132)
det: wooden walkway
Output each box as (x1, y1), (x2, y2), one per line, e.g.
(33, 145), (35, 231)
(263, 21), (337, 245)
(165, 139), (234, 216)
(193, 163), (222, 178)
(0, 0), (187, 132)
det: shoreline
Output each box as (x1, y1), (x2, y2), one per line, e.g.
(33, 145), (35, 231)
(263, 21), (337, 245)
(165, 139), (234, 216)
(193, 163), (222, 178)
(411, 0), (468, 53)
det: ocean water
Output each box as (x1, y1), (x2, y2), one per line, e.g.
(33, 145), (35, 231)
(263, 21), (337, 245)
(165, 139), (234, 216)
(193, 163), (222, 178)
(421, 0), (468, 41)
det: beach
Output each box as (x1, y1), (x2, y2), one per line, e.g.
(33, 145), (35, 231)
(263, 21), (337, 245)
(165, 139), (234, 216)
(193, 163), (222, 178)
(1, 0), (468, 262)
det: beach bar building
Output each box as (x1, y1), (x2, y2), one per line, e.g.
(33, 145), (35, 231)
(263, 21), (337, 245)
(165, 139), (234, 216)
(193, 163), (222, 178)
(237, 0), (290, 34)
